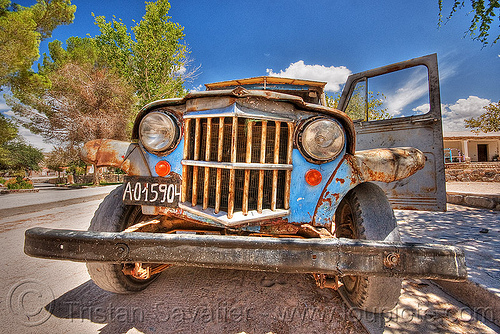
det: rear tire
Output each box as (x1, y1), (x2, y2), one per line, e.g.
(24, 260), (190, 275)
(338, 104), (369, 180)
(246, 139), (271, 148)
(335, 182), (402, 313)
(86, 185), (160, 294)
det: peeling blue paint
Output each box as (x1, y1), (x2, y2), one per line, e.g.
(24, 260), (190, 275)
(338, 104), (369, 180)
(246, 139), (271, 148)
(145, 138), (184, 176)
(313, 159), (360, 228)
(289, 149), (342, 223)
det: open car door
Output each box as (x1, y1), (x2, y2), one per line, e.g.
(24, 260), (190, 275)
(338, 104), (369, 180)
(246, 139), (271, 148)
(338, 54), (446, 211)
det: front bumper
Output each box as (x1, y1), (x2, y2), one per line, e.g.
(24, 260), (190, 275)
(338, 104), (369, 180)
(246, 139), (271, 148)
(25, 227), (466, 281)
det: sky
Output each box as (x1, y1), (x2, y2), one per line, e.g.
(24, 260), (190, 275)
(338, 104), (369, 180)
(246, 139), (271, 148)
(2, 0), (499, 152)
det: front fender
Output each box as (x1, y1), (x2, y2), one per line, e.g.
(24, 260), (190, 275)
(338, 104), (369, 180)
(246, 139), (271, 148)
(313, 147), (425, 229)
(81, 139), (151, 176)
(351, 147), (426, 183)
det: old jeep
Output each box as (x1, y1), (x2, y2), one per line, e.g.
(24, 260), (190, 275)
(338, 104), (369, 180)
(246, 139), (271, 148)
(25, 54), (466, 313)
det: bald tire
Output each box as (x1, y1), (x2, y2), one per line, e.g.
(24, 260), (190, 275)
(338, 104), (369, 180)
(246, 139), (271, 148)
(86, 185), (160, 294)
(335, 182), (402, 313)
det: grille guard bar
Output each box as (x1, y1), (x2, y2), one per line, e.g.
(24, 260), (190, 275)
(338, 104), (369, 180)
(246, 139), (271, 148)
(25, 227), (466, 281)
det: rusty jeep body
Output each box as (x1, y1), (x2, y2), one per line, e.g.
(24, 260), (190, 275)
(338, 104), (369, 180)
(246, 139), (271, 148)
(25, 54), (466, 313)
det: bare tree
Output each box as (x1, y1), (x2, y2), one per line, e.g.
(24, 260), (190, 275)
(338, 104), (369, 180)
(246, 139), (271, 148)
(8, 62), (136, 183)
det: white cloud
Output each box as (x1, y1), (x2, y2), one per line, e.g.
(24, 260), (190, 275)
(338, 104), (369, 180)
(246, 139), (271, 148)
(1, 98), (54, 152)
(189, 84), (204, 93)
(266, 60), (351, 92)
(175, 65), (187, 76)
(3, 109), (15, 117)
(384, 63), (456, 116)
(412, 103), (430, 114)
(440, 96), (491, 131)
(17, 126), (54, 152)
(384, 71), (429, 116)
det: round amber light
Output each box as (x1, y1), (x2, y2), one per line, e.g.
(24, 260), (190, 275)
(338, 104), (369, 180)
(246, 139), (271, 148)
(305, 169), (322, 186)
(155, 160), (171, 177)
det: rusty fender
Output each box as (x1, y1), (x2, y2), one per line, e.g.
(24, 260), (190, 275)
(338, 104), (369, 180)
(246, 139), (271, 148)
(351, 147), (425, 183)
(81, 139), (150, 176)
(25, 227), (466, 281)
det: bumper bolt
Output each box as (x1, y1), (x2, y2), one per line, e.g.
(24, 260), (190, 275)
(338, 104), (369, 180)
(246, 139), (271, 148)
(384, 252), (400, 269)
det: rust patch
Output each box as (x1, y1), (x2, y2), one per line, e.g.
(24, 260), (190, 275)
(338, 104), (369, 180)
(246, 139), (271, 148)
(312, 155), (347, 225)
(81, 139), (132, 170)
(318, 191), (335, 207)
(335, 178), (345, 184)
(345, 154), (363, 181)
(81, 140), (102, 164)
(351, 148), (425, 183)
(260, 222), (300, 235)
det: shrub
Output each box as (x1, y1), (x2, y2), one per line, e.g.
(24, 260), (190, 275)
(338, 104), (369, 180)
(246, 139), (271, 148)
(5, 176), (34, 189)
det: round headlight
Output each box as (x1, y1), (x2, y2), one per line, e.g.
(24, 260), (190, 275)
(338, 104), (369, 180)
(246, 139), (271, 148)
(301, 118), (345, 161)
(139, 112), (179, 153)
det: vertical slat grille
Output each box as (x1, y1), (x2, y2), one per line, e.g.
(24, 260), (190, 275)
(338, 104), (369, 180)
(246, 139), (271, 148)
(202, 118), (212, 210)
(183, 116), (293, 217)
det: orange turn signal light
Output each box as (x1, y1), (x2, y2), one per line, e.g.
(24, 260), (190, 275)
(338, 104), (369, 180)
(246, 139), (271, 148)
(155, 160), (171, 177)
(305, 169), (322, 186)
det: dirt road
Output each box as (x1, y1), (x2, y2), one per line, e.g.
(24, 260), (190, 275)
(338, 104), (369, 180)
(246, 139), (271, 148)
(0, 199), (365, 334)
(0, 195), (498, 333)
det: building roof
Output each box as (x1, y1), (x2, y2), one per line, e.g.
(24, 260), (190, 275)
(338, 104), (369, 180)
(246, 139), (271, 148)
(443, 131), (500, 140)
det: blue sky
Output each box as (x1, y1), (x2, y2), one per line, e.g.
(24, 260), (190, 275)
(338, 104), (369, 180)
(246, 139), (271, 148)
(2, 0), (500, 151)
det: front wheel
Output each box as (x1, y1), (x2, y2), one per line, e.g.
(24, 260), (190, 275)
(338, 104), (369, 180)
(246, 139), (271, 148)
(335, 182), (402, 313)
(86, 185), (161, 294)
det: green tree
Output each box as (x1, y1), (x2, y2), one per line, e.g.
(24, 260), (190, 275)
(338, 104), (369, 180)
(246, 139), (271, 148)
(1, 140), (44, 174)
(465, 100), (500, 132)
(0, 114), (44, 176)
(94, 0), (192, 106)
(5, 0), (192, 182)
(327, 88), (392, 121)
(0, 113), (18, 144)
(0, 114), (19, 170)
(438, 0), (500, 46)
(0, 0), (75, 87)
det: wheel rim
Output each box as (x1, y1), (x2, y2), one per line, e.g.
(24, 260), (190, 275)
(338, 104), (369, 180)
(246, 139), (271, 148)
(336, 200), (359, 294)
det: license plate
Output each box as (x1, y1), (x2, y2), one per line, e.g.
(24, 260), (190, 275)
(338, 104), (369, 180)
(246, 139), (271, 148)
(123, 174), (181, 207)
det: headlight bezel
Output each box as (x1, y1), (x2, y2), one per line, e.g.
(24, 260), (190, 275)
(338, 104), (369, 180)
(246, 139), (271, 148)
(296, 116), (346, 164)
(138, 111), (180, 155)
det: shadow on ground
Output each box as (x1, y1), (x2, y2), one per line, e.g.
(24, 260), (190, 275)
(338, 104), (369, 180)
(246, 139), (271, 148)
(396, 204), (500, 292)
(46, 267), (365, 334)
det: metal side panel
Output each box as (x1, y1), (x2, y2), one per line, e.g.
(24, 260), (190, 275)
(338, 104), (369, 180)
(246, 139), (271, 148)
(338, 54), (446, 211)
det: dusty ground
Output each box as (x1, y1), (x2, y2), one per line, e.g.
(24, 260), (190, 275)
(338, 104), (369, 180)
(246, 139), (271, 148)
(0, 194), (498, 333)
(0, 199), (365, 334)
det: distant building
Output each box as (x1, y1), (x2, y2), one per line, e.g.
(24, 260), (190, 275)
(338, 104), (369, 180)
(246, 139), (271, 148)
(443, 131), (500, 162)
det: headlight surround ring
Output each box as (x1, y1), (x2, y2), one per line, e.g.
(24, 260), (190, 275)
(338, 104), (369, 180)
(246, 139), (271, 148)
(139, 111), (180, 154)
(297, 116), (345, 163)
